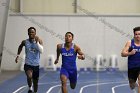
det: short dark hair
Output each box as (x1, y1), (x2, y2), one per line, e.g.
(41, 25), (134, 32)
(133, 26), (140, 33)
(65, 32), (74, 38)
(28, 27), (36, 33)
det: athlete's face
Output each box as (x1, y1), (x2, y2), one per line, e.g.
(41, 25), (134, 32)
(28, 29), (36, 39)
(134, 31), (140, 41)
(65, 33), (73, 43)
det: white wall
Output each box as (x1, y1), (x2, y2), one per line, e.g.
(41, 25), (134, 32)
(10, 0), (140, 14)
(0, 0), (10, 55)
(80, 0), (140, 14)
(1, 14), (140, 71)
(0, 0), (10, 71)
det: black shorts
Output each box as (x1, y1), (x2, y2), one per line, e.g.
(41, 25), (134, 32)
(24, 64), (39, 79)
(128, 67), (140, 82)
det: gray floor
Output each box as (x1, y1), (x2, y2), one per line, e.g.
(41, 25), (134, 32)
(0, 70), (21, 84)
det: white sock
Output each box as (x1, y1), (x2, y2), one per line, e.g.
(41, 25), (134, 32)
(132, 89), (136, 93)
(132, 87), (138, 93)
(29, 86), (32, 90)
(71, 89), (76, 93)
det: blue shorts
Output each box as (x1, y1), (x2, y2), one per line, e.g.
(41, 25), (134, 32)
(60, 67), (77, 83)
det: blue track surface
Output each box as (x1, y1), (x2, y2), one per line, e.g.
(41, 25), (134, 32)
(0, 69), (132, 93)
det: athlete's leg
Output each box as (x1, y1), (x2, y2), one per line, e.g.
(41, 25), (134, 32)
(128, 68), (139, 93)
(33, 79), (38, 93)
(69, 70), (77, 89)
(26, 70), (33, 87)
(137, 73), (140, 93)
(70, 82), (76, 89)
(32, 66), (39, 93)
(60, 74), (68, 93)
(24, 64), (33, 92)
(129, 79), (139, 93)
(60, 67), (69, 93)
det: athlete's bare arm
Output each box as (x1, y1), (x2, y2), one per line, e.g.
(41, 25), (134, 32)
(75, 45), (85, 60)
(54, 44), (62, 64)
(15, 40), (25, 63)
(121, 40), (136, 57)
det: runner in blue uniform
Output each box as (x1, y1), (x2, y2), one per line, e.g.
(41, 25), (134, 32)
(15, 27), (43, 93)
(121, 27), (140, 93)
(54, 32), (85, 93)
